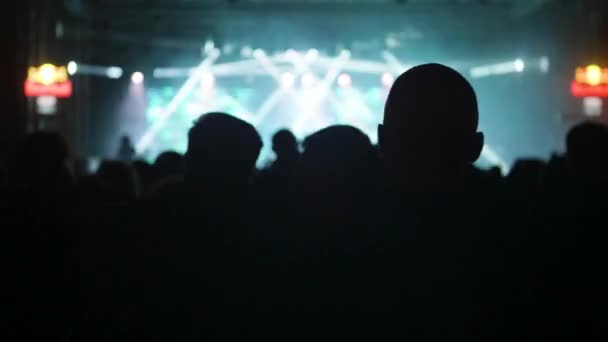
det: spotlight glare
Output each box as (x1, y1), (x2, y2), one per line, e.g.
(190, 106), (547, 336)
(280, 72), (295, 88)
(106, 66), (123, 79)
(241, 46), (253, 57)
(514, 59), (525, 72)
(381, 72), (395, 87)
(38, 64), (57, 85)
(131, 71), (144, 84)
(306, 48), (319, 60)
(285, 49), (298, 59)
(540, 56), (550, 73)
(253, 48), (265, 58)
(586, 64), (602, 86)
(67, 61), (77, 75)
(301, 73), (315, 87)
(201, 71), (215, 88)
(337, 73), (352, 88)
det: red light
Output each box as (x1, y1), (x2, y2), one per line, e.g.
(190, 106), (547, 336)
(24, 79), (73, 98)
(570, 80), (608, 98)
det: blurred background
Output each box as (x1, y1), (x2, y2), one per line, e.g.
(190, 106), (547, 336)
(6, 0), (608, 170)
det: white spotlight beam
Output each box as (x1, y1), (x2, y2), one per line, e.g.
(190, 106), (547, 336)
(480, 145), (509, 174)
(75, 64), (123, 78)
(382, 51), (407, 75)
(319, 50), (351, 91)
(136, 49), (220, 153)
(470, 59), (525, 78)
(252, 50), (282, 82)
(250, 89), (287, 126)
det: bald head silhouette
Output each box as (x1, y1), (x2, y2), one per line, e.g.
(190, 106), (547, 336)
(378, 64), (484, 190)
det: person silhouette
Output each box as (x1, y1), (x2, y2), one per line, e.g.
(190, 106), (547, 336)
(117, 135), (135, 162)
(256, 129), (299, 205)
(565, 121), (608, 188)
(185, 112), (262, 198)
(74, 113), (263, 341)
(379, 63), (484, 194)
(271, 129), (299, 164)
(371, 64), (510, 341)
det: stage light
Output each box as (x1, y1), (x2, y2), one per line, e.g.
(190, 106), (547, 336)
(586, 64), (602, 86)
(38, 64), (58, 85)
(539, 57), (550, 73)
(36, 96), (58, 115)
(280, 72), (295, 88)
(306, 48), (319, 60)
(253, 48), (265, 58)
(106, 66), (123, 79)
(337, 73), (351, 88)
(67, 61), (77, 75)
(381, 72), (394, 87)
(131, 71), (144, 84)
(241, 46), (253, 57)
(25, 64), (72, 98)
(301, 73), (315, 87)
(514, 59), (525, 72)
(285, 49), (298, 60)
(201, 71), (215, 88)
(583, 97), (603, 117)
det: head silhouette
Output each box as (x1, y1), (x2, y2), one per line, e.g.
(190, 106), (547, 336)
(379, 63), (483, 190)
(15, 131), (72, 193)
(185, 112), (262, 189)
(272, 129), (299, 162)
(298, 125), (379, 215)
(566, 121), (608, 186)
(154, 151), (185, 180)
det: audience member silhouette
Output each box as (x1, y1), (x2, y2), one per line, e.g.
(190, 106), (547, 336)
(116, 135), (135, 162)
(372, 63), (510, 341)
(184, 112), (262, 197)
(565, 121), (608, 189)
(131, 159), (155, 196)
(154, 151), (185, 181)
(280, 125), (380, 340)
(258, 129), (299, 187)
(12, 131), (73, 200)
(7, 131), (75, 341)
(379, 63), (484, 193)
(96, 160), (139, 203)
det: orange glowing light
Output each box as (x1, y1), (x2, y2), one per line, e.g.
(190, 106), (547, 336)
(25, 64), (72, 98)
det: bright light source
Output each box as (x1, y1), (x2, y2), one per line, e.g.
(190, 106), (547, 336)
(203, 39), (215, 54)
(280, 72), (295, 88)
(306, 48), (319, 60)
(67, 61), (77, 75)
(301, 73), (315, 87)
(381, 72), (394, 88)
(36, 96), (58, 115)
(131, 71), (144, 84)
(340, 49), (352, 58)
(337, 73), (352, 88)
(106, 66), (123, 79)
(253, 48), (265, 58)
(514, 59), (525, 72)
(38, 64), (57, 85)
(241, 46), (253, 57)
(285, 49), (298, 59)
(539, 57), (550, 73)
(201, 71), (215, 88)
(586, 64), (602, 86)
(583, 96), (603, 117)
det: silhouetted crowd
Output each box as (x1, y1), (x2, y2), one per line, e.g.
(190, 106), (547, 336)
(4, 64), (608, 341)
